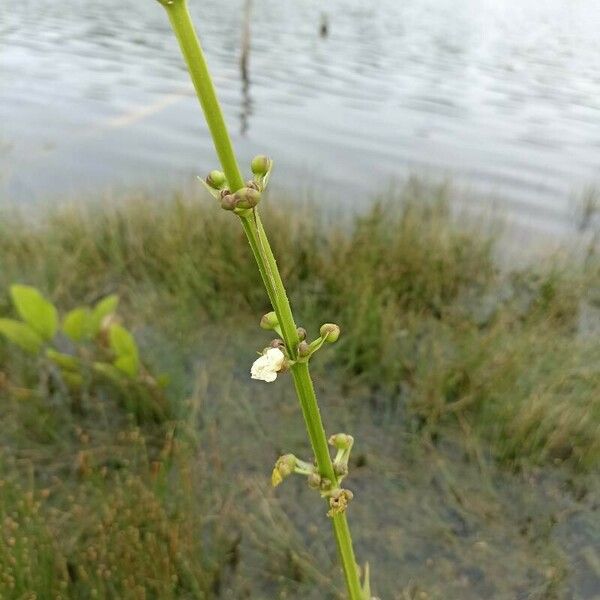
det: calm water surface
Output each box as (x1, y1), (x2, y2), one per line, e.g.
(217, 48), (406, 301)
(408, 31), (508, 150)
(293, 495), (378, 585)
(1, 0), (600, 234)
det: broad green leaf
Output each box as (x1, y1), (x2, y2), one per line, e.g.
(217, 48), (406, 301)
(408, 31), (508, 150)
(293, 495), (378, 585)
(10, 285), (58, 341)
(109, 324), (139, 376)
(114, 355), (139, 377)
(109, 324), (137, 357)
(0, 318), (44, 354)
(46, 348), (80, 371)
(90, 295), (119, 335)
(63, 307), (92, 342)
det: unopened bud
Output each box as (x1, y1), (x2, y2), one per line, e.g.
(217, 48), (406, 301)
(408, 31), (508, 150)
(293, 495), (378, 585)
(334, 462), (349, 477)
(234, 187), (261, 209)
(271, 454), (297, 487)
(328, 433), (354, 450)
(206, 170), (226, 189)
(260, 311), (279, 330)
(220, 194), (237, 211)
(296, 327), (307, 341)
(298, 341), (311, 358)
(270, 338), (285, 349)
(246, 179), (260, 191)
(320, 323), (340, 343)
(307, 472), (322, 489)
(251, 155), (272, 176)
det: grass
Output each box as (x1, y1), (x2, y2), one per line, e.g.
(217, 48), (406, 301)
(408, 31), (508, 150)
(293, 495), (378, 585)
(0, 183), (598, 598)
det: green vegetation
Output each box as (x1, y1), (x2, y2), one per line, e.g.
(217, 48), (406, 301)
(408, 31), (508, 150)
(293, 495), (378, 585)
(0, 186), (598, 598)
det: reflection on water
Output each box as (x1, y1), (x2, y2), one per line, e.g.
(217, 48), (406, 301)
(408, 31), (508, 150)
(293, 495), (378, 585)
(1, 0), (600, 234)
(239, 0), (253, 136)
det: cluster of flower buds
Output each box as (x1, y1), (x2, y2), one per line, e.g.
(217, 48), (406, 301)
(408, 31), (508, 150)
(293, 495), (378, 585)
(296, 322), (341, 363)
(200, 155), (274, 216)
(270, 432), (356, 517)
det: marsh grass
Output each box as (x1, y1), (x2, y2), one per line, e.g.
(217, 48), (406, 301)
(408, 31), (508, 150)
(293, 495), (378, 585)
(0, 185), (598, 597)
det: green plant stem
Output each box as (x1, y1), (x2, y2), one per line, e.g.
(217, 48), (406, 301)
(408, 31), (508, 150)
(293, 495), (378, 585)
(164, 0), (244, 192)
(161, 1), (364, 597)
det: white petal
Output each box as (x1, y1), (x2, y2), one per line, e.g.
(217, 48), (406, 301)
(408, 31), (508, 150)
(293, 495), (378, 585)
(264, 347), (285, 370)
(250, 347), (285, 383)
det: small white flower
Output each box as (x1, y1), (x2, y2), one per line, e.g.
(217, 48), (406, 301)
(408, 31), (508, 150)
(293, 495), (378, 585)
(251, 347), (285, 382)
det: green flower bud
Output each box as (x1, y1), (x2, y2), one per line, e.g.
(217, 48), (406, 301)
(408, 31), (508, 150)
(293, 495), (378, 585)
(206, 170), (226, 189)
(296, 327), (307, 341)
(220, 194), (237, 211)
(320, 323), (341, 343)
(260, 311), (279, 330)
(251, 155), (272, 176)
(271, 454), (297, 487)
(234, 187), (261, 209)
(328, 433), (354, 450)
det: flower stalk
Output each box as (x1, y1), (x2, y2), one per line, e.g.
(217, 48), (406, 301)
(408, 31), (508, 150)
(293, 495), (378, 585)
(159, 1), (366, 597)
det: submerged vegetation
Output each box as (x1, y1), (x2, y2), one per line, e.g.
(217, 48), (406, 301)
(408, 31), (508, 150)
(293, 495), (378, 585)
(0, 186), (598, 598)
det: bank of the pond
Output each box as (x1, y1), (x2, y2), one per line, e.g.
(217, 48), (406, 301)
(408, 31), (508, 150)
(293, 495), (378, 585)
(0, 187), (598, 598)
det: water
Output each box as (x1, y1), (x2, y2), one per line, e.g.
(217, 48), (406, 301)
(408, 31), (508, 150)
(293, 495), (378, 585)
(1, 0), (600, 235)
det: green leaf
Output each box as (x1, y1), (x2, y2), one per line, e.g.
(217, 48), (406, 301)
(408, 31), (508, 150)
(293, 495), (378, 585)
(63, 307), (92, 342)
(90, 295), (119, 335)
(0, 318), (44, 354)
(46, 348), (80, 371)
(361, 562), (372, 599)
(114, 355), (139, 377)
(109, 324), (139, 377)
(10, 285), (58, 341)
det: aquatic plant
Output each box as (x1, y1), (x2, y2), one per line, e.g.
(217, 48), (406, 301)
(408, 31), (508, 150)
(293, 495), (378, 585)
(0, 285), (168, 421)
(156, 0), (372, 597)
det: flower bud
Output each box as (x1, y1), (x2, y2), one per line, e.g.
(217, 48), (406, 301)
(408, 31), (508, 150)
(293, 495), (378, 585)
(220, 194), (237, 211)
(271, 454), (297, 487)
(334, 462), (349, 477)
(206, 170), (226, 189)
(307, 471), (322, 489)
(298, 340), (311, 358)
(320, 323), (340, 343)
(328, 433), (354, 450)
(296, 327), (307, 341)
(269, 338), (285, 349)
(260, 311), (279, 330)
(246, 179), (261, 191)
(234, 187), (261, 209)
(251, 155), (272, 176)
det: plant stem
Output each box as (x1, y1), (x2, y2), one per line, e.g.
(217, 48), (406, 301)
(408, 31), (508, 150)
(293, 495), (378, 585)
(164, 0), (244, 192)
(161, 1), (364, 597)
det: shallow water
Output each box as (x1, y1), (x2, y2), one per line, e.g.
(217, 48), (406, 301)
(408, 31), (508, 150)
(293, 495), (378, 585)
(1, 0), (600, 234)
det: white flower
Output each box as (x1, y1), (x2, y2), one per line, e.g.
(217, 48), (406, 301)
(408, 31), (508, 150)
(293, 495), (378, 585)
(251, 347), (285, 382)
